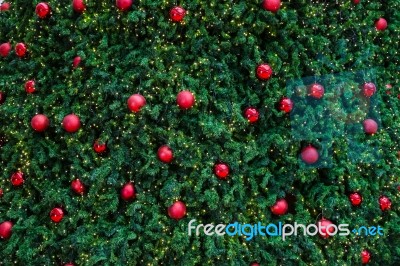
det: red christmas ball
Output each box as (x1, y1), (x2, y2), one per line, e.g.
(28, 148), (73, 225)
(309, 83), (324, 99)
(168, 200), (186, 220)
(300, 145), (319, 164)
(244, 107), (259, 123)
(157, 145), (173, 163)
(362, 82), (376, 97)
(93, 140), (107, 154)
(353, 0), (360, 4)
(170, 6), (186, 22)
(270, 198), (288, 216)
(72, 0), (86, 13)
(127, 94), (146, 112)
(36, 2), (51, 19)
(0, 91), (6, 104)
(50, 207), (64, 223)
(0, 188), (3, 198)
(10, 171), (24, 186)
(256, 64), (273, 80)
(279, 97), (293, 113)
(73, 56), (81, 68)
(379, 196), (391, 211)
(15, 43), (27, 58)
(0, 42), (11, 57)
(121, 182), (136, 201)
(31, 114), (50, 132)
(62, 114), (81, 133)
(25, 80), (36, 93)
(363, 119), (378, 135)
(214, 162), (230, 179)
(375, 18), (387, 31)
(116, 0), (132, 11)
(349, 192), (362, 206)
(361, 250), (371, 264)
(318, 218), (334, 238)
(64, 263), (75, 266)
(0, 221), (13, 239)
(250, 262), (260, 266)
(71, 179), (85, 195)
(0, 2), (11, 11)
(177, 90), (195, 110)
(262, 0), (281, 12)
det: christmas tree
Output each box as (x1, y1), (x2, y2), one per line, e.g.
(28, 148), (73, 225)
(1, 0), (399, 265)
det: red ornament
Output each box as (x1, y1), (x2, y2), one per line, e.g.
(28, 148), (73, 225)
(157, 145), (174, 163)
(309, 83), (324, 99)
(170, 6), (186, 22)
(93, 140), (107, 154)
(361, 250), (371, 264)
(25, 80), (36, 93)
(72, 0), (86, 13)
(15, 43), (27, 58)
(121, 182), (136, 201)
(362, 82), (376, 97)
(375, 18), (387, 31)
(379, 196), (391, 211)
(71, 179), (85, 195)
(0, 2), (10, 11)
(349, 192), (362, 206)
(168, 200), (186, 220)
(214, 162), (230, 179)
(177, 91), (195, 109)
(127, 94), (146, 112)
(0, 42), (11, 57)
(62, 114), (81, 133)
(116, 0), (132, 11)
(73, 56), (81, 68)
(244, 107), (259, 123)
(279, 97), (293, 113)
(353, 0), (360, 4)
(363, 119), (378, 135)
(0, 188), (3, 198)
(0, 91), (6, 104)
(64, 263), (75, 266)
(31, 114), (50, 132)
(10, 171), (24, 186)
(50, 207), (64, 223)
(256, 64), (273, 80)
(250, 262), (260, 266)
(318, 218), (334, 238)
(36, 2), (51, 19)
(300, 145), (319, 164)
(0, 221), (13, 239)
(270, 198), (288, 216)
(262, 0), (281, 12)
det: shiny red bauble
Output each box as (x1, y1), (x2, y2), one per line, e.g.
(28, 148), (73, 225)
(72, 0), (86, 13)
(0, 189), (3, 198)
(50, 207), (64, 223)
(214, 162), (230, 179)
(121, 182), (136, 201)
(157, 145), (173, 163)
(116, 0), (132, 11)
(250, 262), (260, 266)
(318, 218), (334, 239)
(73, 56), (81, 68)
(309, 83), (324, 99)
(0, 221), (13, 239)
(279, 97), (293, 113)
(0, 91), (5, 104)
(256, 64), (273, 80)
(25, 80), (36, 93)
(0, 42), (11, 57)
(62, 114), (81, 133)
(270, 198), (288, 216)
(31, 114), (50, 132)
(71, 179), (85, 195)
(361, 250), (371, 264)
(127, 94), (146, 112)
(375, 18), (387, 31)
(168, 200), (186, 220)
(10, 171), (24, 186)
(363, 119), (378, 135)
(36, 2), (51, 19)
(177, 91), (195, 109)
(262, 0), (281, 13)
(64, 263), (75, 266)
(362, 82), (376, 97)
(349, 192), (362, 206)
(379, 196), (391, 211)
(170, 6), (186, 22)
(93, 140), (107, 154)
(353, 0), (360, 4)
(15, 43), (27, 58)
(0, 2), (11, 11)
(300, 145), (319, 164)
(244, 107), (259, 123)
